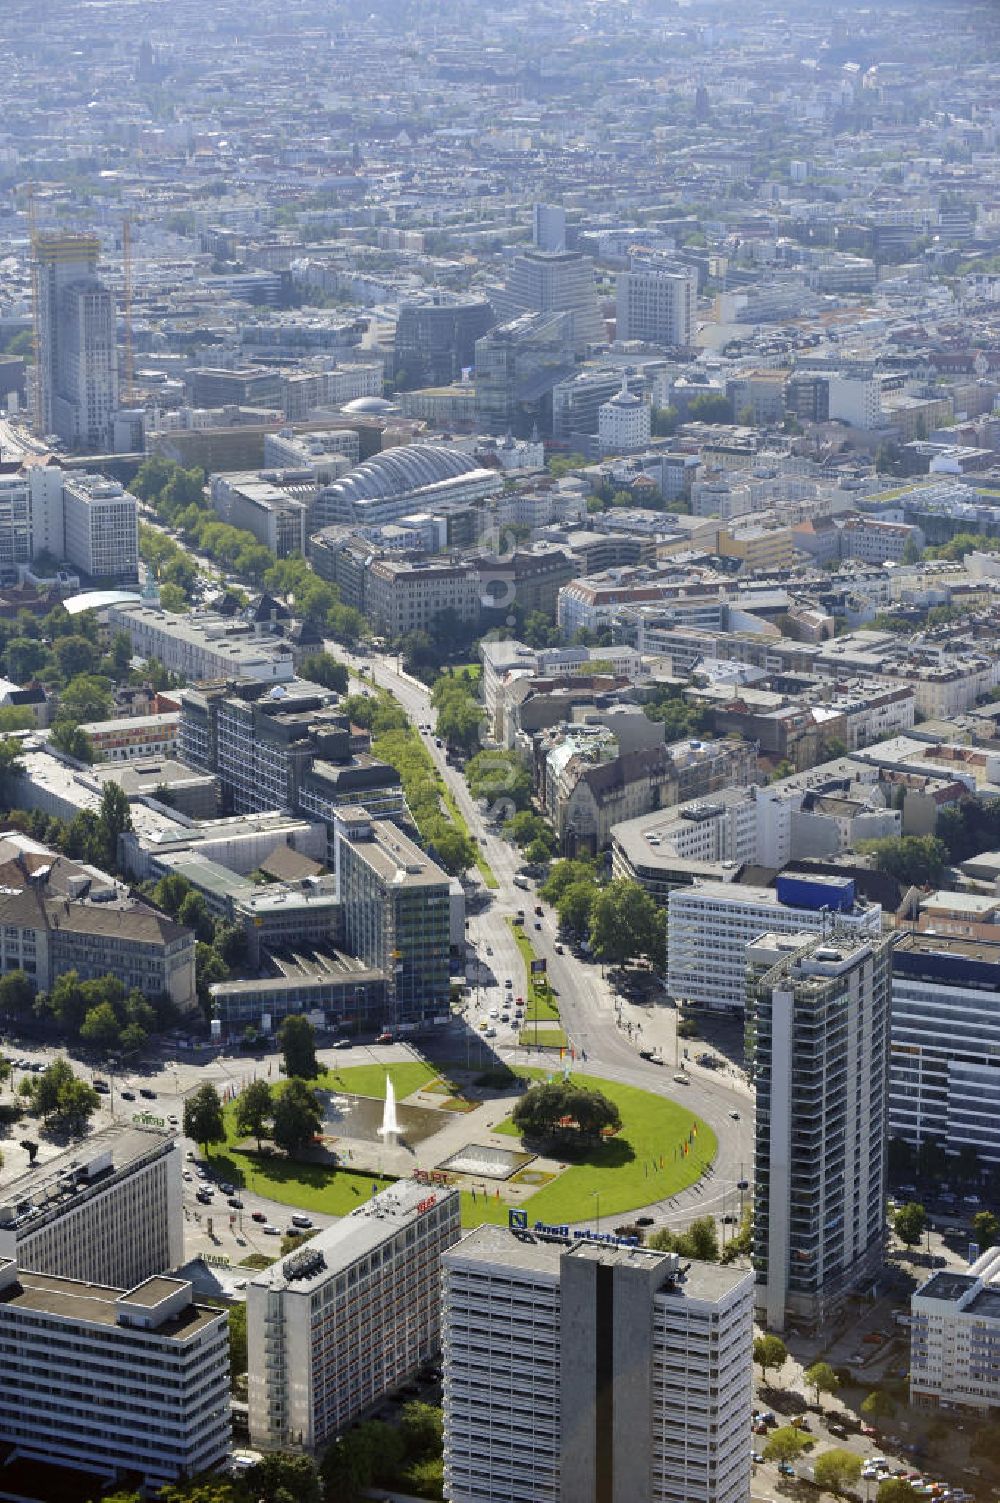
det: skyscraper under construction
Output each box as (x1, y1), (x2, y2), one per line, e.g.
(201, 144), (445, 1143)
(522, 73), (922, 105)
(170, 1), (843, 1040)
(33, 232), (118, 451)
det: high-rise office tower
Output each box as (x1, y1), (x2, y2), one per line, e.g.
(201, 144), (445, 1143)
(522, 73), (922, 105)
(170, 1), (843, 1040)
(442, 1224), (754, 1503)
(747, 927), (894, 1333)
(248, 1182), (461, 1453)
(615, 257), (697, 348)
(34, 232), (119, 450)
(533, 203), (567, 253)
(495, 249), (604, 353)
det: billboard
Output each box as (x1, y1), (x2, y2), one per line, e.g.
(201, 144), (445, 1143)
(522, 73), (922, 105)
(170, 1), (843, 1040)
(530, 957), (547, 976)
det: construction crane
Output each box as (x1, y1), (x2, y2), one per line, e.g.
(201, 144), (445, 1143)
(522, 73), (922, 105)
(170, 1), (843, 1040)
(122, 216), (135, 408)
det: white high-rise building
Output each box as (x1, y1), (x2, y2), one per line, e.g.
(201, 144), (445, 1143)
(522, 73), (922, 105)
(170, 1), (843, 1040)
(34, 233), (119, 450)
(598, 371), (652, 455)
(442, 1223), (754, 1503)
(0, 1126), (184, 1290)
(748, 928), (893, 1332)
(247, 1180), (461, 1453)
(910, 1246), (1000, 1414)
(616, 257), (697, 348)
(667, 873), (882, 1013)
(0, 463), (137, 582)
(61, 472), (139, 580)
(826, 370), (882, 430)
(533, 203), (567, 253)
(0, 1259), (230, 1489)
(890, 932), (1000, 1163)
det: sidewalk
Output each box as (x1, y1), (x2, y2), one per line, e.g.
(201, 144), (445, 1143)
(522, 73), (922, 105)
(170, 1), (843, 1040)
(606, 990), (754, 1101)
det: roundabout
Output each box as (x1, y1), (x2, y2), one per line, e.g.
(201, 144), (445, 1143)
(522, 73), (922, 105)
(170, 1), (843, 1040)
(210, 1059), (718, 1231)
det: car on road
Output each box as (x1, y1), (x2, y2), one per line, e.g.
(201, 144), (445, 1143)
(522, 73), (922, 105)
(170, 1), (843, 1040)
(534, 905), (543, 917)
(332, 1038), (351, 1049)
(737, 1178), (749, 1190)
(639, 1047), (654, 1060)
(291, 1214), (313, 1228)
(534, 921), (541, 930)
(505, 978), (513, 989)
(120, 1090), (135, 1100)
(484, 1026), (497, 1038)
(196, 1190), (213, 1205)
(168, 1115), (179, 1127)
(251, 1210), (268, 1223)
(777, 1463), (795, 1477)
(139, 1087), (157, 1099)
(228, 1197), (244, 1209)
(729, 1110), (741, 1120)
(263, 1224), (280, 1235)
(376, 1031), (394, 1044)
(673, 1071), (689, 1084)
(554, 943), (563, 954)
(636, 1216), (654, 1227)
(489, 1007), (499, 1018)
(220, 1182), (235, 1195)
(752, 1453), (764, 1465)
(182, 1171), (193, 1181)
(500, 1011), (511, 1023)
(722, 1214), (737, 1224)
(93, 1080), (110, 1094)
(486, 945), (493, 956)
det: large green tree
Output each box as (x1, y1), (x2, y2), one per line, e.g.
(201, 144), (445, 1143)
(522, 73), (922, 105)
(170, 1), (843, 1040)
(753, 1334), (788, 1382)
(589, 879), (665, 969)
(894, 1201), (927, 1248)
(803, 1361), (840, 1407)
(183, 1083), (226, 1156)
(812, 1448), (861, 1497)
(272, 1078), (323, 1157)
(762, 1426), (806, 1463)
(511, 1081), (621, 1145)
(279, 1014), (318, 1079)
(245, 1453), (321, 1503)
(235, 1079), (273, 1149)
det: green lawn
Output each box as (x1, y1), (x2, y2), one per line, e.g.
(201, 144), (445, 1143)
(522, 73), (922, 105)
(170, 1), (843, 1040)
(509, 919), (560, 1020)
(206, 1062), (438, 1213)
(218, 1061), (715, 1231)
(518, 1026), (568, 1049)
(312, 1061), (439, 1100)
(463, 1066), (716, 1229)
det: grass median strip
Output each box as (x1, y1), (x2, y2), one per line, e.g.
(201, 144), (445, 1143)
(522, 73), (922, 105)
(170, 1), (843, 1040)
(509, 917), (560, 1021)
(442, 784), (498, 888)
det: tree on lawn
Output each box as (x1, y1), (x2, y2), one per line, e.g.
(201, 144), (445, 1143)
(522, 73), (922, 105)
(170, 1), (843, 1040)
(803, 1361), (840, 1408)
(511, 1080), (621, 1146)
(894, 1201), (927, 1248)
(279, 1013), (319, 1079)
(183, 1083), (226, 1156)
(753, 1334), (788, 1383)
(762, 1426), (806, 1463)
(272, 1078), (323, 1157)
(812, 1448), (861, 1498)
(235, 1079), (273, 1149)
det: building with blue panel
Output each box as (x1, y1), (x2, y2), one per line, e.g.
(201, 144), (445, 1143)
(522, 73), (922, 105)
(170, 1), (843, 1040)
(891, 933), (1000, 1163)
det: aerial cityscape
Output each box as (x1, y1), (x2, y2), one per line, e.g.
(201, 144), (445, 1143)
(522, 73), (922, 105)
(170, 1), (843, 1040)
(0, 0), (999, 1499)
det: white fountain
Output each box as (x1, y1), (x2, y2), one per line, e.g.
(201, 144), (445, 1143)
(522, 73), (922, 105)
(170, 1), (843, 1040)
(378, 1075), (400, 1141)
